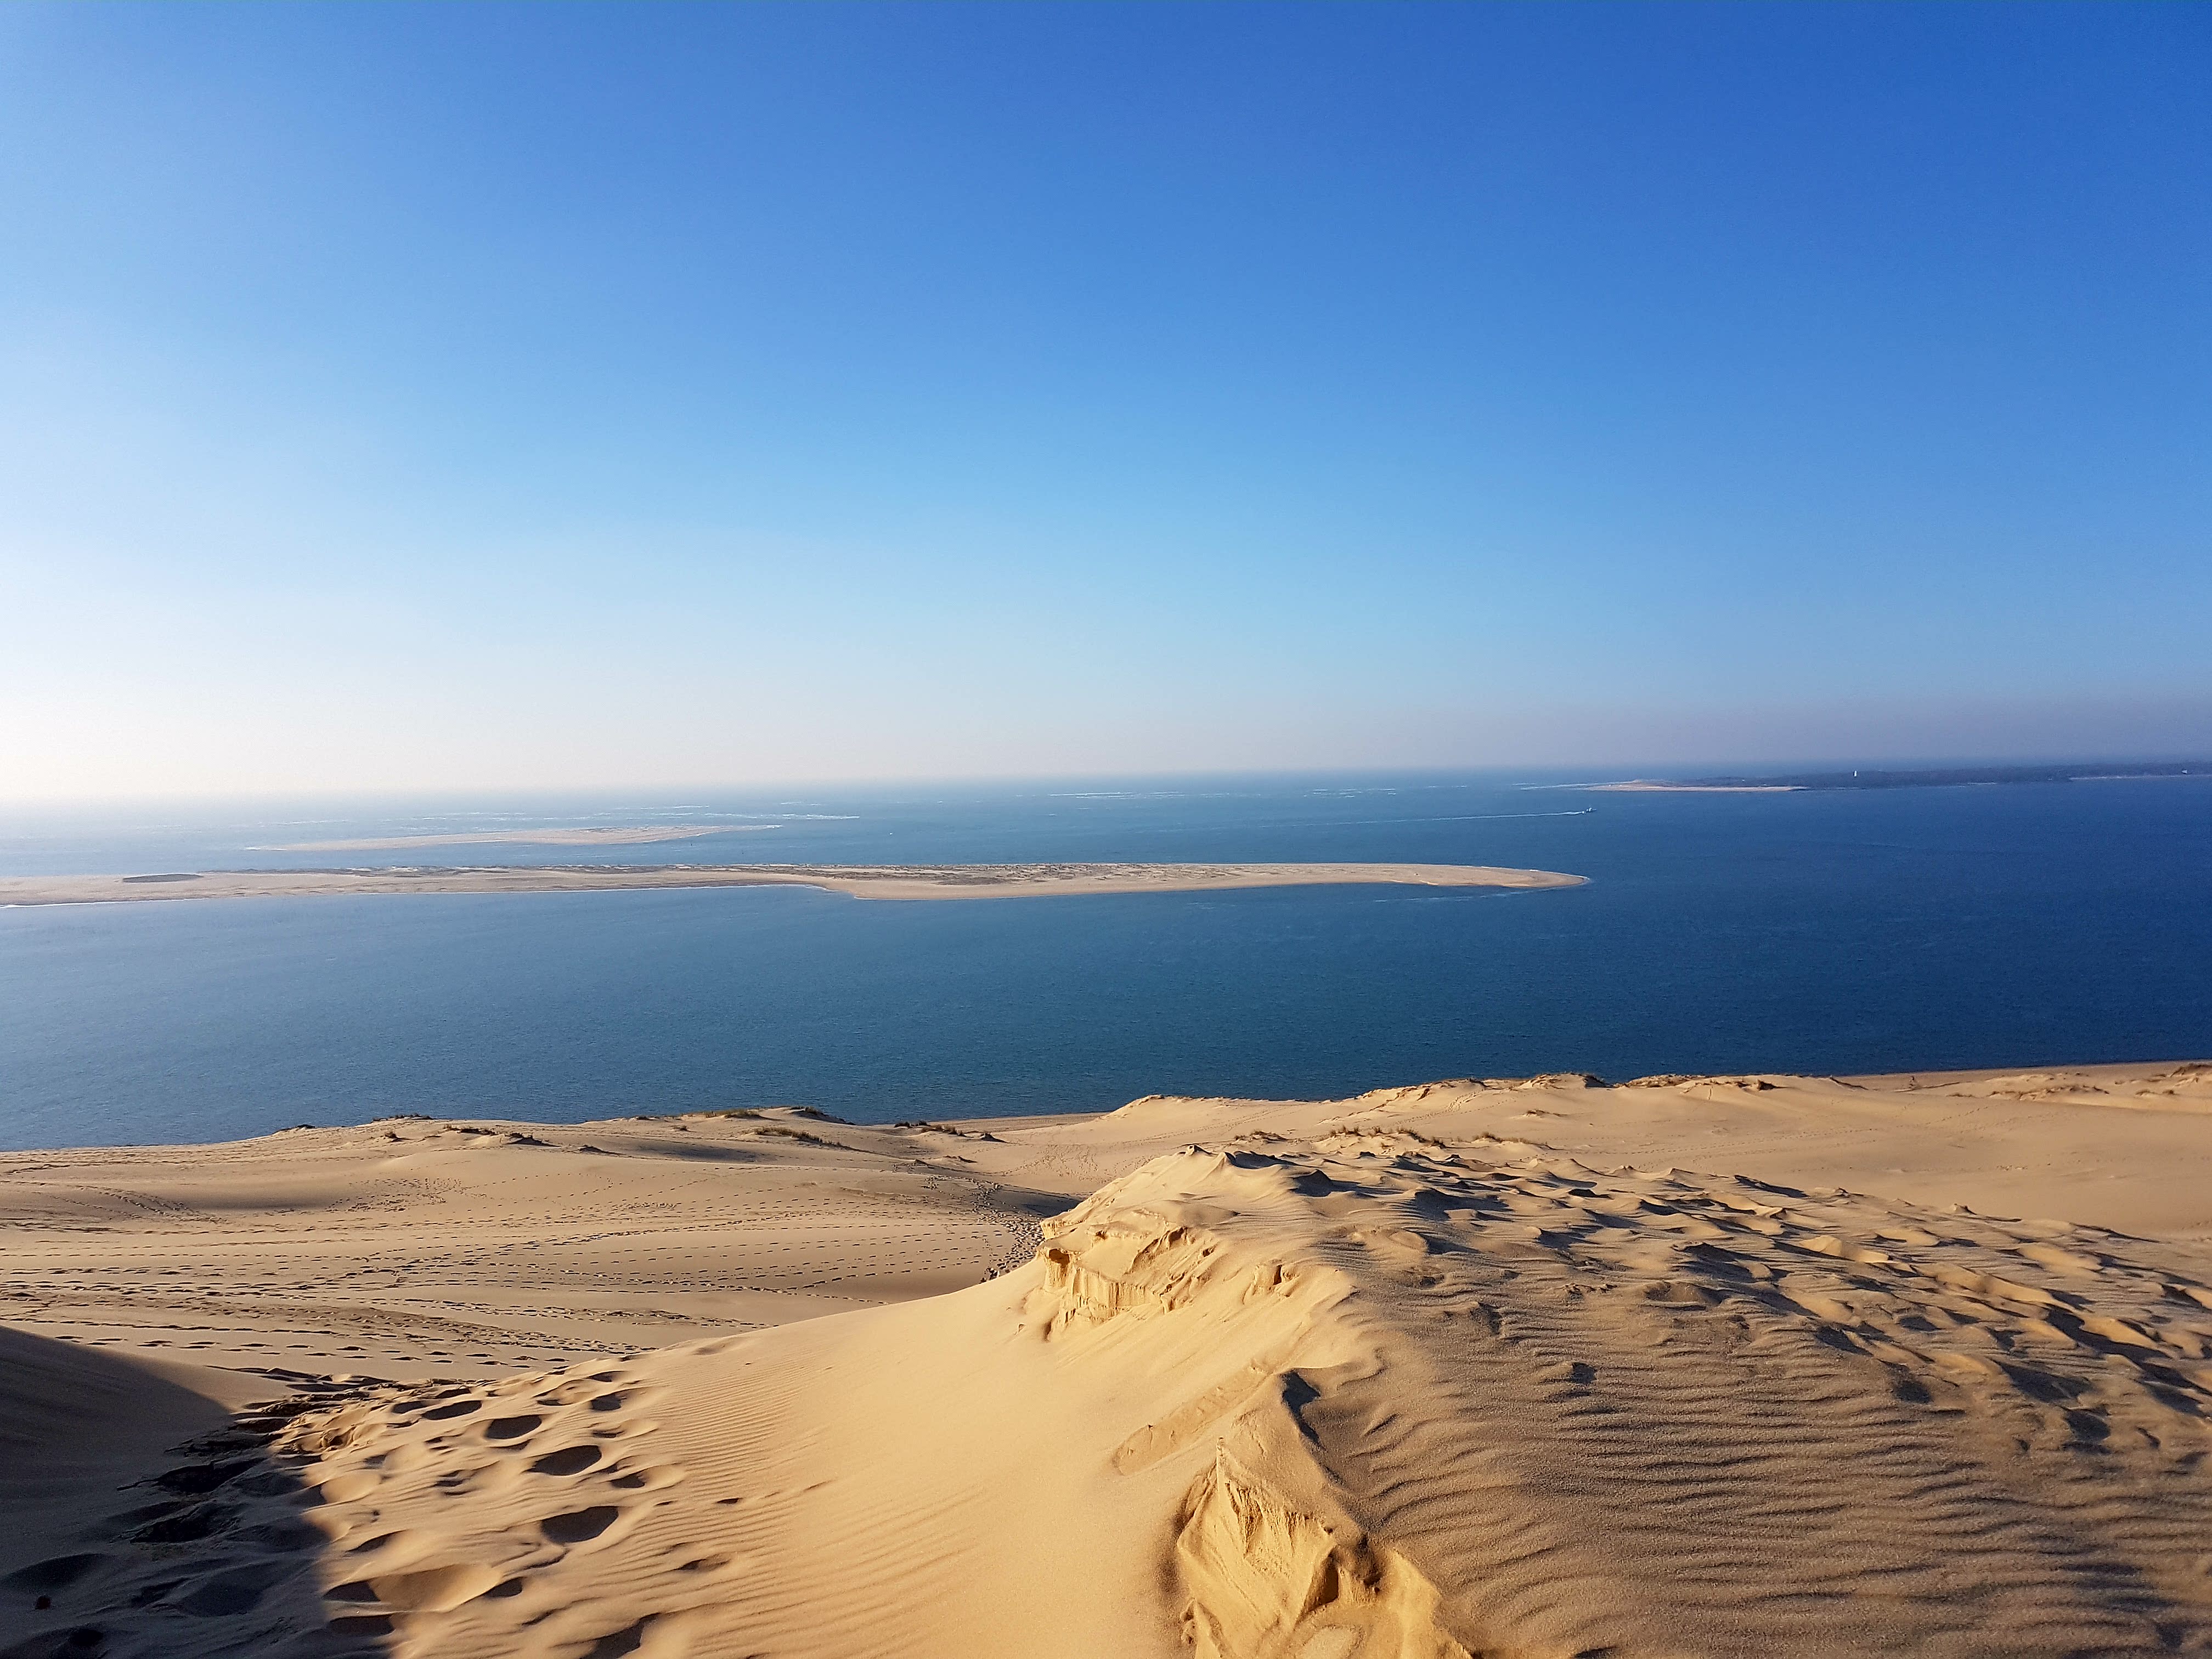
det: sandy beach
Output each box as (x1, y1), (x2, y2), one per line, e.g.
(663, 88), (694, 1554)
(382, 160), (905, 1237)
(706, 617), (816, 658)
(7, 1061), (2211, 1656)
(0, 861), (1588, 909)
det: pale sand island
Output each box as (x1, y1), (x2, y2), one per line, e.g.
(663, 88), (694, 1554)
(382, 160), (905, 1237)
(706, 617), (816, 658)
(1588, 780), (1801, 792)
(7, 1062), (2212, 1656)
(1582, 762), (2212, 794)
(261, 827), (775, 853)
(0, 861), (1588, 909)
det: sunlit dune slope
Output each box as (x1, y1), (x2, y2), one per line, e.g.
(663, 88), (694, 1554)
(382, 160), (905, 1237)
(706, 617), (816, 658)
(15, 1103), (2212, 1658)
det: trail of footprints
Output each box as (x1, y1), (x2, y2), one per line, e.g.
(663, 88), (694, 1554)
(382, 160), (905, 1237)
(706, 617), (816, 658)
(4, 1359), (718, 1659)
(9, 1199), (1034, 1380)
(1213, 1131), (2212, 1651)
(1284, 1126), (2212, 1453)
(5, 1119), (1049, 1386)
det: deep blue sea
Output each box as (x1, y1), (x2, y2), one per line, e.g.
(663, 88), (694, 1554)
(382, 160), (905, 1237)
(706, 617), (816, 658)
(3, 770), (2209, 1150)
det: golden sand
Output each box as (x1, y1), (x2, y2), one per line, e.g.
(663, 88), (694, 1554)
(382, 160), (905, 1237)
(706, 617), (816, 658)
(6, 1063), (2211, 1655)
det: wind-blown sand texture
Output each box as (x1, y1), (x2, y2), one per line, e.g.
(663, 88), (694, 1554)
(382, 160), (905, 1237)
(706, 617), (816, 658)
(5, 1063), (2212, 1656)
(262, 828), (771, 853)
(0, 861), (1588, 909)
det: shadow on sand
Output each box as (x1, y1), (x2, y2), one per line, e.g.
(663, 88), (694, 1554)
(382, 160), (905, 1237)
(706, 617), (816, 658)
(1, 1326), (393, 1658)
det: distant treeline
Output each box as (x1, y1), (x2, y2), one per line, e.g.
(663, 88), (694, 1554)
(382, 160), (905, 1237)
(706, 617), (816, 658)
(1683, 762), (2210, 791)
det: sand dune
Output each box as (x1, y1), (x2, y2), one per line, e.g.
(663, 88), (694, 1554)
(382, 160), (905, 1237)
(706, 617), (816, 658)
(6, 1065), (2211, 1656)
(0, 1108), (1058, 1377)
(0, 861), (1587, 909)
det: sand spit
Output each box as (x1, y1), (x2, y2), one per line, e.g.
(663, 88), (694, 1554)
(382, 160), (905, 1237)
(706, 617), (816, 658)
(6, 1064), (2212, 1657)
(1583, 763), (2212, 794)
(0, 861), (1588, 909)
(1586, 780), (1800, 792)
(260, 828), (773, 853)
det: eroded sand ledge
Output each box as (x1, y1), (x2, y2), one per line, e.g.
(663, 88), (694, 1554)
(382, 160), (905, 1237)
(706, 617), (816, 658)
(0, 860), (1587, 907)
(6, 1061), (2211, 1655)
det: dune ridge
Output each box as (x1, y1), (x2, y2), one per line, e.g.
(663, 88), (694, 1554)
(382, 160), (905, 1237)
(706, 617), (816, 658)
(6, 1064), (2212, 1657)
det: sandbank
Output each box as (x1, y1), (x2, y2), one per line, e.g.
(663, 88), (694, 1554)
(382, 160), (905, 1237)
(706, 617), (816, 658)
(1582, 761), (2211, 793)
(0, 860), (1589, 909)
(1587, 779), (1799, 792)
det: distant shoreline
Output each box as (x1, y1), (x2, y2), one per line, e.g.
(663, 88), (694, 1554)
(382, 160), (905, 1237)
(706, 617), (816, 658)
(257, 825), (772, 852)
(1578, 761), (2211, 793)
(1589, 781), (1798, 793)
(0, 861), (1589, 909)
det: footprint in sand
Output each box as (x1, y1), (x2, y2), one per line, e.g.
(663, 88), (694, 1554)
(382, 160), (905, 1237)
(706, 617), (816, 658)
(127, 1502), (233, 1544)
(5, 1553), (113, 1597)
(156, 1457), (258, 1496)
(530, 1445), (603, 1476)
(578, 1609), (701, 1657)
(328, 1561), (505, 1613)
(541, 1505), (624, 1544)
(171, 1559), (301, 1617)
(314, 1471), (380, 1503)
(607, 1464), (684, 1491)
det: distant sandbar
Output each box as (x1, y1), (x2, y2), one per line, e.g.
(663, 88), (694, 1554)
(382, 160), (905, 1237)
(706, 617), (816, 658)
(262, 825), (770, 852)
(1, 861), (1587, 908)
(1588, 781), (1797, 793)
(1581, 760), (2211, 793)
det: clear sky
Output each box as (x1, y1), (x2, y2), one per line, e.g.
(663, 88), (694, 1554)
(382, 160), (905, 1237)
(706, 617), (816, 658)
(3, 2), (2206, 799)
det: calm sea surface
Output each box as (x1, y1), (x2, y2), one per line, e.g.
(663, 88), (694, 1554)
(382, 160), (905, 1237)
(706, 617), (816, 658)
(3, 770), (2208, 1150)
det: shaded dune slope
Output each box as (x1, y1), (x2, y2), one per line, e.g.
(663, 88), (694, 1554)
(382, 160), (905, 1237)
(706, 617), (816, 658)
(22, 1134), (2211, 1658)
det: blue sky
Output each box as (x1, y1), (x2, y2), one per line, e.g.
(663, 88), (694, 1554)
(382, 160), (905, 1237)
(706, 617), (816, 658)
(2, 2), (2206, 797)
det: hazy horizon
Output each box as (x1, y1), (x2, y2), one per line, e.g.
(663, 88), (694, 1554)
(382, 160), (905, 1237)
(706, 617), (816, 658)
(4, 3), (2205, 802)
(7, 702), (2212, 808)
(5, 751), (2212, 817)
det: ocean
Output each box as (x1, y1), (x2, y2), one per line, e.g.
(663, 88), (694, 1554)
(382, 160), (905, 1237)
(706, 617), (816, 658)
(3, 770), (2208, 1150)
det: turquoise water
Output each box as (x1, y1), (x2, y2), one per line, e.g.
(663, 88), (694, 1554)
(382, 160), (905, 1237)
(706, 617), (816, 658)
(3, 771), (2208, 1149)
